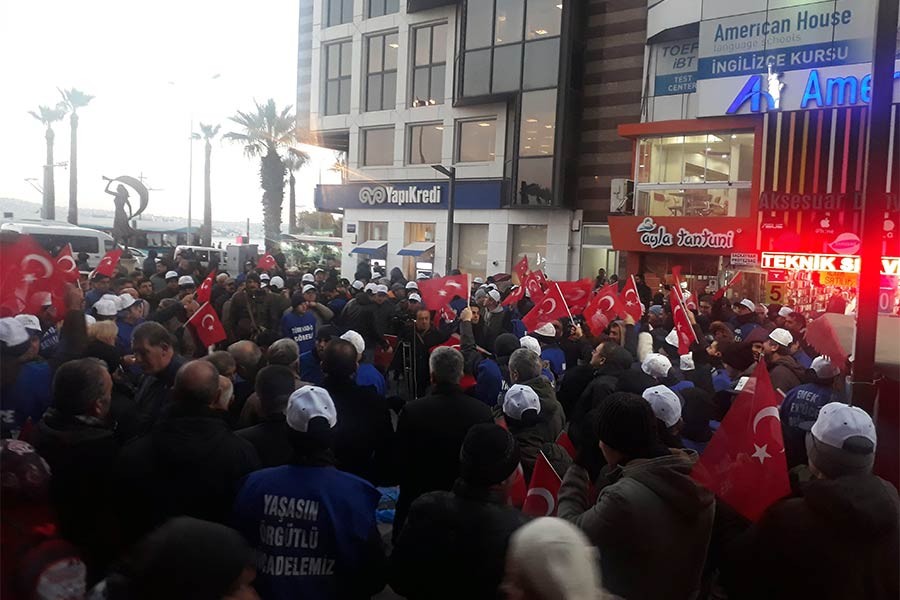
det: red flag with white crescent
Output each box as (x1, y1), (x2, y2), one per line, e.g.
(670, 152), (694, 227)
(508, 463), (527, 509)
(197, 270), (216, 304)
(55, 244), (80, 283)
(501, 284), (525, 307)
(187, 301), (227, 347)
(582, 283), (626, 335)
(522, 451), (563, 517)
(713, 270), (744, 301)
(95, 249), (123, 278)
(555, 278), (594, 314)
(0, 234), (69, 318)
(691, 359), (790, 522)
(258, 253), (277, 271)
(417, 274), (468, 321)
(522, 270), (547, 303)
(670, 291), (698, 355)
(621, 275), (644, 322)
(521, 282), (568, 332)
(513, 255), (529, 283)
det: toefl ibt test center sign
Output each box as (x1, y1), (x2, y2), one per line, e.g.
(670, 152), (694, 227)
(696, 0), (900, 116)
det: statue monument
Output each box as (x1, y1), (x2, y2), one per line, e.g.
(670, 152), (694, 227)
(103, 175), (149, 247)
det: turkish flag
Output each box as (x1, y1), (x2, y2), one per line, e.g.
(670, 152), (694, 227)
(513, 255), (529, 283)
(417, 274), (468, 316)
(522, 271), (547, 303)
(522, 451), (563, 517)
(521, 282), (569, 332)
(713, 271), (744, 301)
(670, 292), (698, 355)
(556, 430), (576, 459)
(508, 463), (527, 509)
(501, 284), (524, 307)
(621, 275), (644, 322)
(0, 235), (68, 318)
(555, 279), (594, 313)
(258, 253), (277, 271)
(691, 359), (791, 522)
(671, 264), (685, 303)
(95, 249), (123, 277)
(187, 301), (227, 347)
(197, 270), (216, 304)
(55, 244), (80, 283)
(582, 283), (625, 335)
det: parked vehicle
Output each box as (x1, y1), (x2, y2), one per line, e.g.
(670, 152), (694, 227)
(1, 219), (115, 269)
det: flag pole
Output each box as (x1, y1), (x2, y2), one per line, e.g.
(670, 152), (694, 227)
(555, 281), (575, 322)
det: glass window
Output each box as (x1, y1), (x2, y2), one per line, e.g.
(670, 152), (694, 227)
(361, 221), (388, 242)
(519, 89), (556, 156)
(411, 23), (448, 106)
(457, 119), (497, 163)
(365, 33), (398, 112)
(492, 44), (522, 93)
(327, 0), (354, 27)
(466, 1), (493, 49)
(464, 49), (491, 97)
(324, 41), (353, 115)
(525, 0), (563, 39)
(367, 0), (399, 18)
(523, 38), (559, 89)
(362, 127), (394, 166)
(408, 123), (444, 164)
(495, 0), (524, 44)
(635, 187), (752, 218)
(511, 225), (547, 267)
(518, 157), (554, 205)
(457, 224), (489, 278)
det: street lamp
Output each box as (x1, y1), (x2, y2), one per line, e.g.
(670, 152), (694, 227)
(431, 164), (456, 275)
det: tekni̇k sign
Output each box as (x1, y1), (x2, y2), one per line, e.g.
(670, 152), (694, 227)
(636, 217), (737, 250)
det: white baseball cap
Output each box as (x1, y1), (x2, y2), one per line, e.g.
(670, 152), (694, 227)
(0, 317), (30, 350)
(473, 277), (484, 285)
(260, 273), (271, 281)
(416, 273), (429, 280)
(165, 270), (179, 280)
(777, 306), (794, 318)
(503, 384), (542, 421)
(405, 281), (418, 290)
(286, 386), (337, 433)
(269, 276), (284, 290)
(519, 335), (541, 356)
(101, 293), (119, 304)
(340, 330), (365, 356)
(734, 298), (756, 311)
(811, 356), (840, 379)
(14, 314), (42, 335)
(642, 385), (682, 428)
(375, 284), (389, 295)
(314, 268), (324, 274)
(407, 293), (422, 303)
(351, 280), (365, 290)
(302, 273), (315, 283)
(679, 354), (695, 372)
(178, 276), (195, 288)
(641, 353), (672, 379)
(811, 402), (876, 451)
(664, 328), (679, 348)
(84, 314), (96, 326)
(533, 323), (555, 338)
(768, 327), (793, 347)
(364, 282), (377, 293)
(487, 289), (501, 303)
(118, 293), (138, 311)
(302, 284), (317, 294)
(93, 298), (118, 317)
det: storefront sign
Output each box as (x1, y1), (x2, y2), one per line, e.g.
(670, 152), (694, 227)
(878, 288), (896, 314)
(608, 216), (758, 255)
(818, 271), (857, 287)
(730, 252), (759, 267)
(761, 252), (900, 275)
(654, 39), (698, 96)
(315, 180), (503, 211)
(766, 282), (785, 303)
(767, 269), (789, 283)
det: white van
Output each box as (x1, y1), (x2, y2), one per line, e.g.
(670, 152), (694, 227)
(173, 245), (226, 270)
(1, 220), (116, 269)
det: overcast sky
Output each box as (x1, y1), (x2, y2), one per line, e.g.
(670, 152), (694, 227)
(0, 0), (337, 224)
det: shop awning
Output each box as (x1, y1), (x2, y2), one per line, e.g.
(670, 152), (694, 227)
(350, 240), (387, 255)
(397, 242), (435, 256)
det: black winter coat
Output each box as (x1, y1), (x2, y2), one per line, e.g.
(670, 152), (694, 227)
(236, 414), (294, 468)
(132, 356), (184, 436)
(393, 382), (493, 538)
(391, 480), (527, 600)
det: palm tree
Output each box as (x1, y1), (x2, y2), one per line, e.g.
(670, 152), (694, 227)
(58, 88), (94, 225)
(224, 99), (304, 251)
(29, 104), (67, 220)
(283, 149), (308, 234)
(194, 122), (221, 246)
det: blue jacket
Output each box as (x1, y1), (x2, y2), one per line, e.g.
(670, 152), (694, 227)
(8, 361), (52, 427)
(328, 297), (347, 316)
(116, 318), (144, 354)
(355, 363), (386, 397)
(473, 358), (504, 407)
(781, 382), (846, 467)
(281, 311), (317, 356)
(39, 326), (59, 359)
(233, 464), (385, 600)
(299, 350), (324, 385)
(541, 346), (566, 383)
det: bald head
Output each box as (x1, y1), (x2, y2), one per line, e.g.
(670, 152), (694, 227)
(174, 360), (221, 410)
(228, 340), (263, 379)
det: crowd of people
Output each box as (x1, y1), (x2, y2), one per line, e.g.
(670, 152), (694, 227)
(1, 249), (897, 600)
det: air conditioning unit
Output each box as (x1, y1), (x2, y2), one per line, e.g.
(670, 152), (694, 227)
(611, 178), (635, 214)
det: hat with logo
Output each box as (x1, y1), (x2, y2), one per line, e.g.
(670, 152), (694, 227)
(734, 298), (756, 312)
(0, 317), (31, 356)
(351, 280), (365, 291)
(178, 276), (196, 288)
(314, 268), (324, 275)
(269, 276), (284, 290)
(165, 270), (179, 280)
(375, 284), (389, 295)
(260, 273), (270, 282)
(502, 384), (542, 421)
(641, 353), (672, 379)
(93, 298), (119, 317)
(84, 314), (96, 326)
(806, 402), (877, 478)
(340, 330), (365, 356)
(118, 293), (138, 311)
(811, 356), (840, 379)
(364, 282), (377, 294)
(642, 385), (683, 428)
(519, 335), (541, 356)
(14, 314), (42, 336)
(302, 273), (315, 283)
(778, 306), (794, 318)
(459, 423), (521, 487)
(302, 284), (317, 294)
(533, 322), (555, 338)
(405, 281), (418, 290)
(487, 289), (501, 303)
(768, 327), (793, 348)
(286, 386), (338, 433)
(408, 293), (422, 303)
(473, 277), (485, 285)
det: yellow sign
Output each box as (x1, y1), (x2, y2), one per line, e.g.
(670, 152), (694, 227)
(818, 271), (857, 287)
(766, 283), (784, 304)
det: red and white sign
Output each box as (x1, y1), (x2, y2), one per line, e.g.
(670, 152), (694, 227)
(609, 215), (758, 254)
(761, 253), (900, 275)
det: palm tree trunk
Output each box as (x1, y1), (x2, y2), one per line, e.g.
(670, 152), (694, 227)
(43, 126), (55, 220)
(68, 112), (78, 224)
(288, 172), (297, 234)
(260, 150), (285, 252)
(202, 139), (212, 246)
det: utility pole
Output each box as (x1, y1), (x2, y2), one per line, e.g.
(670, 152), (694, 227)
(852, 0), (898, 415)
(431, 165), (456, 274)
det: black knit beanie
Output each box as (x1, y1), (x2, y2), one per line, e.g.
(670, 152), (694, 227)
(722, 341), (756, 372)
(595, 393), (660, 457)
(459, 423), (521, 486)
(494, 333), (521, 358)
